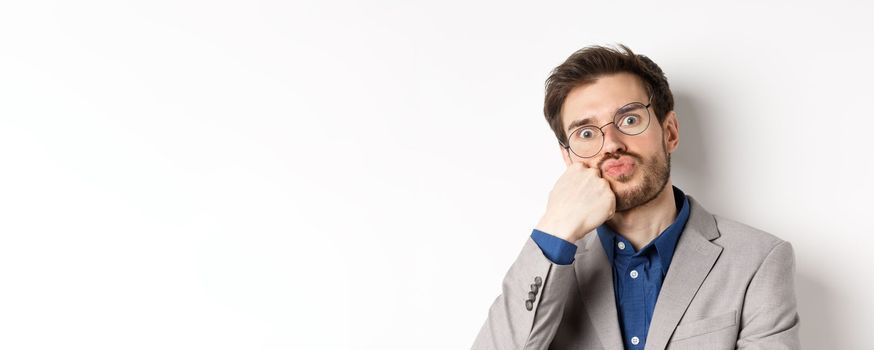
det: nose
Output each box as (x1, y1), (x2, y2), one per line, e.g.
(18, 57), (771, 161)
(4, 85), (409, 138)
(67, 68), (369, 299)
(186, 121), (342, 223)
(600, 124), (627, 156)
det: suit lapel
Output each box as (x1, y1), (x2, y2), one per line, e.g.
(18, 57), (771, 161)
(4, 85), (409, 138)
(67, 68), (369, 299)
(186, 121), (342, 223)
(575, 232), (624, 350)
(644, 195), (723, 350)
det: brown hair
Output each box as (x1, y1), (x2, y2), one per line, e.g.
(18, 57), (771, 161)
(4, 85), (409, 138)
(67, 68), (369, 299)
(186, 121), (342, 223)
(543, 43), (674, 146)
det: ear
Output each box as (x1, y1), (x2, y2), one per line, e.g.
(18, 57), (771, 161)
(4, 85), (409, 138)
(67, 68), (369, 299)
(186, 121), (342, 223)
(560, 143), (572, 166)
(661, 111), (680, 154)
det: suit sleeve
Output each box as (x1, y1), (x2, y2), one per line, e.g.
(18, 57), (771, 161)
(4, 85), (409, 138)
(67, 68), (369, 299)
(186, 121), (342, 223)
(471, 237), (577, 350)
(736, 240), (801, 349)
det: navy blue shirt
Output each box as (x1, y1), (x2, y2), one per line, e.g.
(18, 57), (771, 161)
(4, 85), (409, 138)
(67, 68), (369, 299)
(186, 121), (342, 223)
(531, 186), (691, 350)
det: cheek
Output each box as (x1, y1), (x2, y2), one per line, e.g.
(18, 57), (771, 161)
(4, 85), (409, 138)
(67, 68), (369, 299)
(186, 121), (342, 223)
(634, 132), (665, 152)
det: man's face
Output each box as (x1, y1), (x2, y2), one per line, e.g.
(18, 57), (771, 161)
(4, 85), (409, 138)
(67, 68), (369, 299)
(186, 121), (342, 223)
(559, 72), (679, 212)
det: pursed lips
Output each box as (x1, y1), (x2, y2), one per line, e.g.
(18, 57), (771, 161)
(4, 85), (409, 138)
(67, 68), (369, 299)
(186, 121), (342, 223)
(601, 156), (636, 176)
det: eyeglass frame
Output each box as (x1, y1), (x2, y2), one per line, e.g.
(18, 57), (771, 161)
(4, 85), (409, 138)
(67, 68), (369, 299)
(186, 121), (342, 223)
(558, 92), (655, 158)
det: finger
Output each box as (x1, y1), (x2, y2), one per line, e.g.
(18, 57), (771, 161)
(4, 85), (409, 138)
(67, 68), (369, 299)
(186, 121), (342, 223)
(584, 161), (602, 178)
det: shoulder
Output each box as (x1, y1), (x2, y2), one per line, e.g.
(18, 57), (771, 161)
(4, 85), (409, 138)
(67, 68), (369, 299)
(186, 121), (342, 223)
(710, 214), (794, 264)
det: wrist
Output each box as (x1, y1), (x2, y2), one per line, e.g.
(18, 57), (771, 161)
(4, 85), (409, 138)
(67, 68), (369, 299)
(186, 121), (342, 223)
(535, 216), (578, 242)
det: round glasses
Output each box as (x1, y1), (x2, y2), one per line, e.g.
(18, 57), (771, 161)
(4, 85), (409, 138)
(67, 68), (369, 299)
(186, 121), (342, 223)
(560, 94), (654, 158)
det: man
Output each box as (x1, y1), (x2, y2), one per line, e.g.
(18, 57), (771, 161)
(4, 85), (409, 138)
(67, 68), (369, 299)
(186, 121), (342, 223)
(472, 44), (800, 350)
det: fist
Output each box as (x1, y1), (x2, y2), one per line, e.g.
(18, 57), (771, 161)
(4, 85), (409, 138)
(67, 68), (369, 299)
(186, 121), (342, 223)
(535, 162), (616, 242)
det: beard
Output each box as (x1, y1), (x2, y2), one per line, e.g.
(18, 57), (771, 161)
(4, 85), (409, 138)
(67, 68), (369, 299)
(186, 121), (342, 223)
(598, 143), (671, 212)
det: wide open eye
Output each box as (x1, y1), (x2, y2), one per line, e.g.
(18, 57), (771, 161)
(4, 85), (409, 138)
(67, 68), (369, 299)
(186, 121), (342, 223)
(576, 127), (598, 140)
(619, 115), (640, 127)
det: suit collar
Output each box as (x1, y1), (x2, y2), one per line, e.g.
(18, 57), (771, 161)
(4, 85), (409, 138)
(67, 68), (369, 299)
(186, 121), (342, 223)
(684, 195), (720, 241)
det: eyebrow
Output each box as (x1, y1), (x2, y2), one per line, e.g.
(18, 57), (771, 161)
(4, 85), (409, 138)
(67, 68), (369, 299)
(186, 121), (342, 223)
(566, 103), (642, 132)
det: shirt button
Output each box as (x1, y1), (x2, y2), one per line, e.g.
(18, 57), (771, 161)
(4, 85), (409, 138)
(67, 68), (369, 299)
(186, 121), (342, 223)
(617, 241), (626, 250)
(631, 336), (640, 345)
(630, 270), (639, 279)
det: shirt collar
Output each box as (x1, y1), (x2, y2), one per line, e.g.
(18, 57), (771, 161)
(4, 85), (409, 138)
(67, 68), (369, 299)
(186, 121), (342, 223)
(597, 186), (691, 271)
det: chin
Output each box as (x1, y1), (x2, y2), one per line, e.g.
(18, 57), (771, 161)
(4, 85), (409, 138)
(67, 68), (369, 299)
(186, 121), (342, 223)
(612, 172), (667, 212)
(607, 170), (638, 184)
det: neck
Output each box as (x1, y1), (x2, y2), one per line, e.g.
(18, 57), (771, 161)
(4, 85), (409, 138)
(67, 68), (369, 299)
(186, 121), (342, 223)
(606, 180), (677, 251)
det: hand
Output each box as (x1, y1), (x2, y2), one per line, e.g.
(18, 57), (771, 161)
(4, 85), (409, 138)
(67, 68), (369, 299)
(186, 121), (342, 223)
(535, 161), (616, 242)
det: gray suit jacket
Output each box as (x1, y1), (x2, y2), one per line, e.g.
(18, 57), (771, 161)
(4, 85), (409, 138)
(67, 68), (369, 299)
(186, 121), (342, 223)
(472, 195), (800, 349)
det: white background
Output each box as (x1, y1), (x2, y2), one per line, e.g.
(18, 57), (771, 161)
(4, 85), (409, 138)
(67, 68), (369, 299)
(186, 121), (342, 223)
(1, 0), (872, 349)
